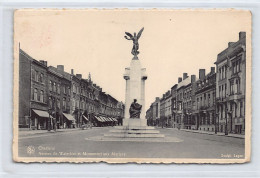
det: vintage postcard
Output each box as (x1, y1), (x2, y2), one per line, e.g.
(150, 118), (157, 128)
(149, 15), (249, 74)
(13, 9), (251, 163)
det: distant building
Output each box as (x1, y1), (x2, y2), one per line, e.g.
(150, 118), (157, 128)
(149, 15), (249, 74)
(171, 84), (178, 128)
(215, 32), (246, 134)
(192, 68), (216, 131)
(160, 94), (166, 127)
(164, 90), (172, 127)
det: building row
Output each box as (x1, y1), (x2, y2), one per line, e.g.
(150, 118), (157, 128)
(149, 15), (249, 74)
(146, 32), (246, 134)
(19, 48), (124, 130)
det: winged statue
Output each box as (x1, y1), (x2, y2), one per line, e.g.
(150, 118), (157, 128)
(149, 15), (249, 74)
(124, 27), (144, 58)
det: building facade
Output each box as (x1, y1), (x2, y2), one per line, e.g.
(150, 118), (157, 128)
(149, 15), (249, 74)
(192, 68), (216, 131)
(19, 48), (124, 130)
(215, 32), (246, 134)
(171, 84), (178, 128)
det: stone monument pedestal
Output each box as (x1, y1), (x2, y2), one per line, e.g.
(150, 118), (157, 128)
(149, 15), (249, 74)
(123, 118), (147, 127)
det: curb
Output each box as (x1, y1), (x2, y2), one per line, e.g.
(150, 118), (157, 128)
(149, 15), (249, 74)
(180, 129), (245, 139)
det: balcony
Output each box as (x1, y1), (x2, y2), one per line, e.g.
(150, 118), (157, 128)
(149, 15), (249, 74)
(229, 93), (244, 100)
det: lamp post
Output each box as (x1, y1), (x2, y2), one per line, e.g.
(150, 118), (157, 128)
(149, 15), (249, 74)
(215, 113), (219, 134)
(225, 103), (228, 135)
(48, 108), (52, 131)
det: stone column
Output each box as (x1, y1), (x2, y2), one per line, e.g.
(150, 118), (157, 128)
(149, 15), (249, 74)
(123, 68), (130, 119)
(141, 68), (147, 119)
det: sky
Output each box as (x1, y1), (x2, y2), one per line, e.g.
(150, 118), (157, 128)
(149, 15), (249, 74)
(14, 9), (251, 111)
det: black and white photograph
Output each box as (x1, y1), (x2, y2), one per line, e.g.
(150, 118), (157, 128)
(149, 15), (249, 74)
(13, 9), (251, 163)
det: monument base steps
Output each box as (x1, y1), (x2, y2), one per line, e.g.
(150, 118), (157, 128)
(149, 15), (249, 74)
(104, 118), (165, 139)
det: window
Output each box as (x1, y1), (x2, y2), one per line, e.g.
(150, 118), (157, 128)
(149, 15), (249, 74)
(224, 84), (227, 97)
(240, 102), (243, 116)
(235, 104), (237, 117)
(53, 82), (56, 93)
(40, 90), (44, 102)
(63, 98), (66, 109)
(57, 84), (60, 94)
(32, 70), (36, 80)
(39, 73), (43, 83)
(33, 88), (38, 100)
(68, 87), (71, 95)
(63, 86), (66, 94)
(37, 89), (40, 101)
(35, 71), (39, 82)
(230, 80), (234, 95)
(49, 81), (52, 91)
(49, 97), (52, 109)
(208, 93), (211, 106)
(57, 99), (60, 109)
(219, 86), (221, 98)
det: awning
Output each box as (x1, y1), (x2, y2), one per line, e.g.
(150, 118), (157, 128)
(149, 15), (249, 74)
(95, 116), (104, 122)
(63, 113), (76, 121)
(82, 115), (89, 121)
(111, 117), (118, 122)
(100, 116), (108, 122)
(109, 117), (115, 122)
(105, 116), (113, 122)
(32, 109), (51, 118)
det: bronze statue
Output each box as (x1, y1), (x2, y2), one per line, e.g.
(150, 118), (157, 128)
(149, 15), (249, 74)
(129, 99), (142, 118)
(124, 27), (144, 58)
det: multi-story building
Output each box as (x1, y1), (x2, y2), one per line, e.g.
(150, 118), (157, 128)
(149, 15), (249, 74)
(171, 84), (178, 128)
(192, 68), (216, 131)
(19, 48), (49, 129)
(70, 72), (81, 127)
(159, 94), (166, 127)
(183, 74), (196, 129)
(152, 97), (160, 126)
(47, 66), (64, 129)
(215, 32), (246, 134)
(164, 90), (172, 127)
(146, 104), (153, 126)
(19, 48), (124, 130)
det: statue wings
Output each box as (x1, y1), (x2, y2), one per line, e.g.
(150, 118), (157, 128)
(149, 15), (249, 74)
(137, 27), (144, 40)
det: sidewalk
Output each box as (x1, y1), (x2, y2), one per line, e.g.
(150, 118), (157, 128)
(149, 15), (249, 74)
(19, 128), (81, 136)
(180, 128), (245, 139)
(158, 127), (245, 139)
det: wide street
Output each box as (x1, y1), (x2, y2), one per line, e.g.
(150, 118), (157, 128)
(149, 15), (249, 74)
(18, 127), (245, 159)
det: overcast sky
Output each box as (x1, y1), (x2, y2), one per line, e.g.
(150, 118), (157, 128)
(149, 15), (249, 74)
(15, 9), (251, 111)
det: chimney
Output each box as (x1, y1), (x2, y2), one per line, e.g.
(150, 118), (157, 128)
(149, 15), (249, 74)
(57, 65), (64, 72)
(76, 74), (82, 79)
(39, 60), (47, 67)
(191, 75), (196, 83)
(183, 73), (188, 80)
(211, 67), (215, 74)
(71, 69), (74, 75)
(239, 32), (246, 40)
(178, 77), (182, 83)
(199, 69), (205, 80)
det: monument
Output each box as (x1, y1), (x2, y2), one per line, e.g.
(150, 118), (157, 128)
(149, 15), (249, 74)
(104, 28), (164, 139)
